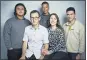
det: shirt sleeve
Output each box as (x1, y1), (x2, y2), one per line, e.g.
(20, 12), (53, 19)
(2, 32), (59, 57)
(23, 27), (28, 42)
(43, 28), (49, 44)
(3, 20), (12, 49)
(79, 24), (85, 53)
(50, 30), (66, 53)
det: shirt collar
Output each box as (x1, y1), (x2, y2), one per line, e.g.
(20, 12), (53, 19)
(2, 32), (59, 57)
(42, 12), (50, 16)
(15, 16), (25, 20)
(65, 20), (77, 26)
(65, 20), (78, 30)
(30, 25), (41, 30)
(49, 27), (58, 31)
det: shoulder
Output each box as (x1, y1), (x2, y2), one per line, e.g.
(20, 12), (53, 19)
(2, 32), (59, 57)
(39, 25), (48, 32)
(63, 22), (68, 27)
(25, 25), (32, 30)
(56, 27), (64, 35)
(6, 17), (15, 22)
(57, 27), (63, 32)
(5, 17), (16, 25)
(76, 20), (84, 27)
(47, 27), (51, 31)
(40, 25), (47, 29)
(24, 18), (29, 21)
(24, 18), (31, 24)
(76, 20), (84, 29)
(24, 18), (31, 22)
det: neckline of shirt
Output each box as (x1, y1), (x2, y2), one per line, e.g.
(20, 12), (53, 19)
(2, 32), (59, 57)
(15, 16), (25, 20)
(30, 25), (41, 30)
(42, 12), (50, 16)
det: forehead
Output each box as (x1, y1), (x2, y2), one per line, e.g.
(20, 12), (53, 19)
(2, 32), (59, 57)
(50, 15), (56, 18)
(66, 11), (75, 14)
(16, 5), (24, 8)
(31, 12), (39, 17)
(42, 4), (48, 7)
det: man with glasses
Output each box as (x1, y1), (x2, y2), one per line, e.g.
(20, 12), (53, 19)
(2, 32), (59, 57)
(20, 10), (49, 60)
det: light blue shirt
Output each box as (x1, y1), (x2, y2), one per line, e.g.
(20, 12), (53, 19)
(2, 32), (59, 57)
(23, 25), (49, 59)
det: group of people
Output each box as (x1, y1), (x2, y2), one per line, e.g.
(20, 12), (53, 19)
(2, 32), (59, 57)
(3, 1), (85, 60)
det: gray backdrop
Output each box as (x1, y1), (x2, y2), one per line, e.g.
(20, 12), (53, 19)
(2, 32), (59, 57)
(1, 1), (85, 59)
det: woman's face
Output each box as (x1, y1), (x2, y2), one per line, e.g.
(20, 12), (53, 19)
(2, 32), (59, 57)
(50, 15), (57, 26)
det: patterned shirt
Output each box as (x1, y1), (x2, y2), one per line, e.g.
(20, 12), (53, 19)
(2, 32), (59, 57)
(48, 27), (66, 54)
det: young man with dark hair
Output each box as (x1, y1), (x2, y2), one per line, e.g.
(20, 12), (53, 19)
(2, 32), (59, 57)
(40, 1), (50, 28)
(3, 3), (31, 60)
(63, 7), (85, 60)
(20, 10), (49, 60)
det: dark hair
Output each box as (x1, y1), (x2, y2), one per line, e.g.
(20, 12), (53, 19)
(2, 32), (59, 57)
(47, 13), (63, 30)
(14, 3), (27, 16)
(42, 1), (49, 7)
(66, 7), (75, 13)
(30, 10), (40, 17)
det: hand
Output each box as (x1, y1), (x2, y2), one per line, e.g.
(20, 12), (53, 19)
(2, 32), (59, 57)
(41, 49), (48, 56)
(8, 48), (13, 50)
(76, 54), (80, 60)
(39, 55), (44, 60)
(19, 56), (25, 60)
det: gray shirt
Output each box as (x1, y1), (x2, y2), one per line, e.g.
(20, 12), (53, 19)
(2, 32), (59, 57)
(3, 16), (31, 49)
(40, 13), (50, 28)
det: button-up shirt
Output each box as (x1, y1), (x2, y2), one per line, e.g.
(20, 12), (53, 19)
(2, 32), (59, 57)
(63, 20), (85, 53)
(23, 25), (49, 59)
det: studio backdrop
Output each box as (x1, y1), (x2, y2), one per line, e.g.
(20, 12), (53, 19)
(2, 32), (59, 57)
(1, 1), (85, 59)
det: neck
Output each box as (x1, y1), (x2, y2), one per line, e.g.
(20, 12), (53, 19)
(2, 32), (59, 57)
(68, 18), (76, 26)
(33, 24), (39, 30)
(44, 12), (49, 15)
(17, 15), (23, 20)
(51, 25), (57, 30)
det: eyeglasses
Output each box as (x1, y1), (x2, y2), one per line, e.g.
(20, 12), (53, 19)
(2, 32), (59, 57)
(31, 17), (39, 20)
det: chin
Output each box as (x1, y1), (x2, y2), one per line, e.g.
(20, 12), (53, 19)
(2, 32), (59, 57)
(32, 24), (36, 26)
(68, 19), (73, 21)
(51, 24), (55, 26)
(19, 14), (24, 16)
(18, 13), (24, 16)
(44, 12), (47, 14)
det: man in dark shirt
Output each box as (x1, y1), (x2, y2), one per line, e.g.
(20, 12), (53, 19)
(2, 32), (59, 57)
(40, 2), (50, 28)
(3, 3), (31, 60)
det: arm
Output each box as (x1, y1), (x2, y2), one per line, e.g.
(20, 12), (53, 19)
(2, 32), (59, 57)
(40, 43), (49, 60)
(41, 28), (49, 55)
(79, 24), (85, 53)
(3, 20), (12, 49)
(20, 41), (27, 59)
(20, 27), (28, 60)
(43, 43), (49, 50)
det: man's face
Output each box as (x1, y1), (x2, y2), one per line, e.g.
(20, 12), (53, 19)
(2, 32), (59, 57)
(66, 11), (76, 22)
(16, 5), (25, 16)
(30, 12), (40, 26)
(42, 4), (49, 14)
